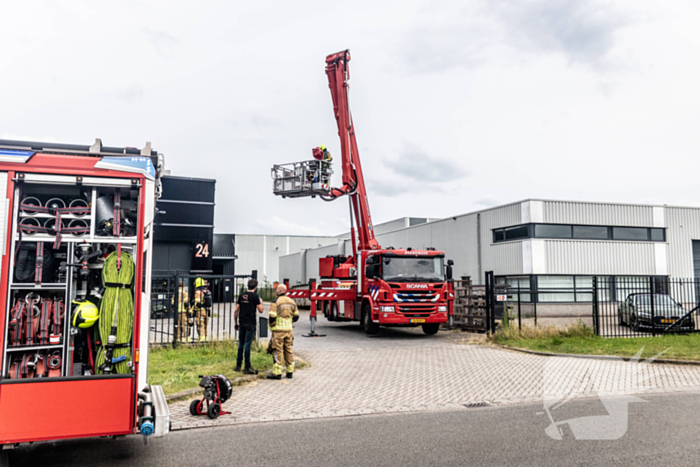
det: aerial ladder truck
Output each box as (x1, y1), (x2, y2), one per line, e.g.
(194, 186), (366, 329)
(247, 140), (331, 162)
(271, 50), (455, 335)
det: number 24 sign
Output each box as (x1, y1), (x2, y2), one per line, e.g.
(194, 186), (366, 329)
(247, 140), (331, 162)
(195, 243), (210, 258)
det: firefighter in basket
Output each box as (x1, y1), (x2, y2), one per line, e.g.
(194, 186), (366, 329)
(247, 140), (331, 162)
(173, 280), (191, 343)
(267, 284), (299, 380)
(311, 145), (332, 183)
(192, 277), (213, 342)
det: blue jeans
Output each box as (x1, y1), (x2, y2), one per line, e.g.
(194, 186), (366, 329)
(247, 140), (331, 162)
(236, 324), (256, 368)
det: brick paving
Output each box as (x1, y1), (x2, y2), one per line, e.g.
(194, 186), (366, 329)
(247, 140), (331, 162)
(169, 314), (700, 430)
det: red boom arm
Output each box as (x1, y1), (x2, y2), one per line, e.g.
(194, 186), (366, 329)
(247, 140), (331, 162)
(322, 50), (380, 252)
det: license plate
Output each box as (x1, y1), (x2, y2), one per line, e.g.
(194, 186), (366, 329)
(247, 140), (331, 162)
(410, 319), (426, 323)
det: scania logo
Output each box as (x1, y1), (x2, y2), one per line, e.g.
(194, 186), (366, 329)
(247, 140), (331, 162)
(406, 284), (429, 289)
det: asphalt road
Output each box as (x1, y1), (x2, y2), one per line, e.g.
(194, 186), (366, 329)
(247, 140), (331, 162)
(8, 391), (700, 467)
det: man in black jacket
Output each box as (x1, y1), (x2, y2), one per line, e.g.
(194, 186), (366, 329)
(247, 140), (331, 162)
(234, 279), (263, 374)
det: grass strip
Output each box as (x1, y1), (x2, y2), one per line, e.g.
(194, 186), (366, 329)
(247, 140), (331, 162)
(148, 340), (273, 395)
(493, 321), (700, 362)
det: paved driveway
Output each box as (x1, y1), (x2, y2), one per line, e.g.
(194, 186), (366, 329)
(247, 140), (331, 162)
(169, 311), (700, 430)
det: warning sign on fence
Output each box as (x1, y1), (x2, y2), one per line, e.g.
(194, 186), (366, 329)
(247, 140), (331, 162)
(496, 295), (507, 302)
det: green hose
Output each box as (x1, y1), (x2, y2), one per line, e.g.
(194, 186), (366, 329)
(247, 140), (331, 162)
(95, 251), (134, 374)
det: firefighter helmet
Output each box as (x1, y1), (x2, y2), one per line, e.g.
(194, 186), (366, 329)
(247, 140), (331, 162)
(195, 277), (206, 288)
(72, 299), (99, 328)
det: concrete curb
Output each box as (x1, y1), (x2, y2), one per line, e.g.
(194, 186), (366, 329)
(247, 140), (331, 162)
(500, 344), (700, 366)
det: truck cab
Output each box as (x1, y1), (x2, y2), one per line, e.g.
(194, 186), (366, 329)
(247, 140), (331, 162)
(361, 249), (454, 335)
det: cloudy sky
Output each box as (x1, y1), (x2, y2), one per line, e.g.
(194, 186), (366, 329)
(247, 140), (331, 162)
(2, 1), (699, 236)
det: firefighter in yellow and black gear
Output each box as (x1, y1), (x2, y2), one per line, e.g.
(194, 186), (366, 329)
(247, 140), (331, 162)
(192, 277), (211, 342)
(267, 284), (299, 380)
(173, 280), (191, 342)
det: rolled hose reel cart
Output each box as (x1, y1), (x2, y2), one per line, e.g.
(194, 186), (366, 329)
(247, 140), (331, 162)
(189, 374), (233, 419)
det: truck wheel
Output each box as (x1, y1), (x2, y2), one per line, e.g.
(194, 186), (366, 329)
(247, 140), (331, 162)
(362, 303), (379, 335)
(323, 302), (329, 320)
(422, 323), (440, 335)
(328, 302), (337, 322)
(190, 399), (202, 416)
(207, 402), (221, 419)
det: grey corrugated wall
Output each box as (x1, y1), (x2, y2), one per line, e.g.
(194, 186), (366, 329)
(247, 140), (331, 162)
(542, 200), (654, 226)
(665, 207), (700, 277)
(480, 203), (523, 277)
(544, 240), (657, 275)
(279, 252), (303, 285)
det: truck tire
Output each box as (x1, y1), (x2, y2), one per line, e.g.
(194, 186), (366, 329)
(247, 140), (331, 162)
(362, 303), (379, 335)
(332, 302), (340, 321)
(422, 323), (440, 335)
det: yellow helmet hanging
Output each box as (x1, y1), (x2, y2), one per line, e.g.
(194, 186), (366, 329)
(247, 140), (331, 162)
(72, 299), (99, 328)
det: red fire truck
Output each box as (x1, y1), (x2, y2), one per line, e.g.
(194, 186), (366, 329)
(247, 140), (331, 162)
(272, 50), (455, 335)
(0, 138), (169, 455)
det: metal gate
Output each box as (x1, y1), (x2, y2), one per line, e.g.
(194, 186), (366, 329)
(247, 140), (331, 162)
(482, 271), (509, 333)
(149, 272), (257, 345)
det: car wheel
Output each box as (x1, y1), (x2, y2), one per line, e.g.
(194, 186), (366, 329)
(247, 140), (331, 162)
(618, 310), (623, 326)
(631, 314), (640, 332)
(422, 323), (440, 335)
(362, 303), (379, 335)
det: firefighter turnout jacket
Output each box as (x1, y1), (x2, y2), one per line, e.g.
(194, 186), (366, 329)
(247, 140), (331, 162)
(193, 287), (210, 341)
(268, 295), (299, 332)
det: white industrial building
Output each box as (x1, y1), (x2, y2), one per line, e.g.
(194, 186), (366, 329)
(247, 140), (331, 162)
(278, 199), (700, 305)
(224, 217), (436, 284)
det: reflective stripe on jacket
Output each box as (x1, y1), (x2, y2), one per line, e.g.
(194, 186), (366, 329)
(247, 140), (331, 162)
(269, 295), (299, 332)
(172, 288), (189, 312)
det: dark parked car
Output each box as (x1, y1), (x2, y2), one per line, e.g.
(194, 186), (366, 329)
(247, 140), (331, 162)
(618, 293), (694, 332)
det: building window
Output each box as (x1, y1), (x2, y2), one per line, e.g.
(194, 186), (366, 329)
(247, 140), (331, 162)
(612, 227), (649, 241)
(614, 276), (651, 302)
(493, 229), (505, 242)
(650, 228), (665, 241)
(573, 225), (609, 240)
(537, 276), (576, 302)
(493, 223), (666, 244)
(535, 224), (572, 239)
(496, 276), (531, 302)
(496, 275), (665, 304)
(574, 276), (594, 302)
(504, 225), (530, 241)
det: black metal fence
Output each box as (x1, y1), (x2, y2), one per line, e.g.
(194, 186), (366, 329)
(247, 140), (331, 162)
(485, 271), (594, 333)
(149, 272), (257, 346)
(593, 276), (700, 338)
(483, 272), (700, 338)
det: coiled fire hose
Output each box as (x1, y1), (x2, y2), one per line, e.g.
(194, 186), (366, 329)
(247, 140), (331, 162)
(95, 251), (134, 374)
